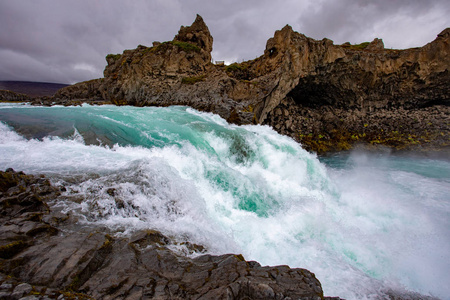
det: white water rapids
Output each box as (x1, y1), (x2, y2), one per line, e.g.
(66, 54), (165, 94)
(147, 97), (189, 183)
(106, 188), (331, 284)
(0, 104), (449, 299)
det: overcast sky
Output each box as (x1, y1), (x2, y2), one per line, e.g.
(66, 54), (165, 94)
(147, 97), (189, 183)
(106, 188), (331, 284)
(1, 0), (449, 84)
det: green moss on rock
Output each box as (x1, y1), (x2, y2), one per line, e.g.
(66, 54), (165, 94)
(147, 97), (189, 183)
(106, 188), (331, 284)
(149, 41), (201, 54)
(225, 62), (254, 80)
(172, 41), (201, 52)
(105, 54), (121, 61)
(342, 42), (370, 50)
(0, 240), (29, 259)
(298, 128), (444, 154)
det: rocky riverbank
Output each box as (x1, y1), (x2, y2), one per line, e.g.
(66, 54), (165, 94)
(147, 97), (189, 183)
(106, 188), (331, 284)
(2, 167), (443, 300)
(2, 15), (449, 154)
(0, 169), (334, 299)
(266, 98), (449, 153)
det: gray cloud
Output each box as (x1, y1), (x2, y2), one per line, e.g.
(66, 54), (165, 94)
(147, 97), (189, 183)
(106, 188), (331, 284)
(295, 0), (450, 47)
(0, 0), (448, 84)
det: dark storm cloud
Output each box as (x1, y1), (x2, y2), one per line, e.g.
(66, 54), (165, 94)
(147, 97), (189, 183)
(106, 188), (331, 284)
(0, 0), (189, 83)
(295, 0), (450, 47)
(0, 0), (448, 84)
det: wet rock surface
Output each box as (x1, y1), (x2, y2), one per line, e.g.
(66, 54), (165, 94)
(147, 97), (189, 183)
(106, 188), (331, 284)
(0, 169), (331, 299)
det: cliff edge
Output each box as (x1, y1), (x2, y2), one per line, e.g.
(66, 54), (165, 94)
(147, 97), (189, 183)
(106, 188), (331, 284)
(51, 15), (450, 153)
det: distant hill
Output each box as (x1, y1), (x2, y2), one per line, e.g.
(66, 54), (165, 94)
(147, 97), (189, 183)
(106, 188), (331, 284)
(0, 81), (69, 97)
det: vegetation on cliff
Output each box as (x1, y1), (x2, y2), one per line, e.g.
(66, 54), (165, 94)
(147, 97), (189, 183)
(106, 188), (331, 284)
(341, 41), (370, 50)
(181, 74), (206, 84)
(105, 53), (121, 61)
(48, 16), (450, 154)
(148, 41), (202, 54)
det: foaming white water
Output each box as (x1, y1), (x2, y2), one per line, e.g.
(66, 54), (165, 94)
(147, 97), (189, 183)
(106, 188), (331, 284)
(1, 105), (449, 299)
(320, 151), (450, 299)
(0, 121), (240, 254)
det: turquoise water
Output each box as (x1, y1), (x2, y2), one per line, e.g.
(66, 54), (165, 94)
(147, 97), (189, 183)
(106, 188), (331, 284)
(1, 103), (449, 299)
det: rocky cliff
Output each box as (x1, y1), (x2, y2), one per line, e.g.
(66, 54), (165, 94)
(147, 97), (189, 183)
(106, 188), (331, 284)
(51, 15), (449, 153)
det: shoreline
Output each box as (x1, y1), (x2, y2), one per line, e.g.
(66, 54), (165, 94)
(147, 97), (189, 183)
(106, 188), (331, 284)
(1, 168), (443, 300)
(2, 17), (449, 157)
(2, 98), (448, 156)
(1, 104), (448, 299)
(0, 169), (331, 299)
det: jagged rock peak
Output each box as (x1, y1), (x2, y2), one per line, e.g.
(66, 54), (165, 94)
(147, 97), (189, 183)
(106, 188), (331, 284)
(264, 24), (313, 58)
(174, 14), (213, 54)
(366, 38), (384, 50)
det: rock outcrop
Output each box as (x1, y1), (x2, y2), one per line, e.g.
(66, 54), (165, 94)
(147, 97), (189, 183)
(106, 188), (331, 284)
(0, 169), (329, 299)
(52, 15), (449, 153)
(0, 90), (30, 102)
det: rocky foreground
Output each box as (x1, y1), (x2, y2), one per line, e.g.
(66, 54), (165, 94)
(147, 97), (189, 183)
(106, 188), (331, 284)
(1, 169), (343, 300)
(1, 170), (440, 300)
(30, 14), (448, 154)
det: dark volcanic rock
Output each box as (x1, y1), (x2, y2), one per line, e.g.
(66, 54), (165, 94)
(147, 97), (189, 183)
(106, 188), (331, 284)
(0, 169), (327, 299)
(53, 16), (450, 153)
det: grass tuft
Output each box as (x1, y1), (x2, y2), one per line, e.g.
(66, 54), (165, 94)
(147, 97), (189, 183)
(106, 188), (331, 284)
(105, 54), (121, 61)
(342, 42), (370, 50)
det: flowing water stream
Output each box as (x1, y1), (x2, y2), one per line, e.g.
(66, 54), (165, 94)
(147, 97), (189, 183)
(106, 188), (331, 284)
(1, 103), (449, 299)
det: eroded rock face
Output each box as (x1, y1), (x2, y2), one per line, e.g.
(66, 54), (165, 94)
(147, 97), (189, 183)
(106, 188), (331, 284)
(0, 169), (328, 299)
(174, 14), (213, 57)
(52, 16), (449, 153)
(259, 27), (449, 152)
(0, 90), (30, 102)
(52, 15), (259, 124)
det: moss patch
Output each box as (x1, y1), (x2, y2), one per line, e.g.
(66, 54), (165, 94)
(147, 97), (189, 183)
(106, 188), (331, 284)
(172, 41), (201, 53)
(148, 41), (201, 54)
(111, 98), (128, 106)
(234, 254), (245, 262)
(225, 62), (254, 80)
(342, 42), (370, 50)
(225, 63), (246, 73)
(0, 241), (29, 259)
(181, 75), (206, 85)
(299, 131), (352, 154)
(60, 290), (94, 300)
(242, 105), (254, 113)
(298, 128), (446, 154)
(105, 54), (121, 61)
